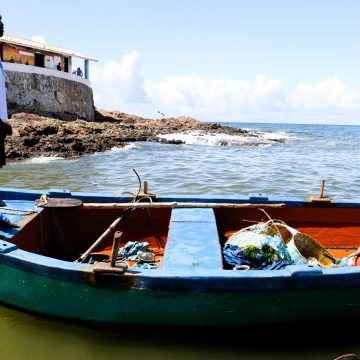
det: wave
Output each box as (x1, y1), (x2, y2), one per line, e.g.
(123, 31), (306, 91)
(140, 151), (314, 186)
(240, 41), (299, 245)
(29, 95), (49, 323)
(91, 143), (140, 156)
(22, 155), (66, 164)
(157, 130), (290, 147)
(110, 143), (140, 152)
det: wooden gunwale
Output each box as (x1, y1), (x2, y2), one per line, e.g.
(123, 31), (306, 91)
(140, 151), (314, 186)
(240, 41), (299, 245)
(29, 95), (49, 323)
(82, 202), (286, 209)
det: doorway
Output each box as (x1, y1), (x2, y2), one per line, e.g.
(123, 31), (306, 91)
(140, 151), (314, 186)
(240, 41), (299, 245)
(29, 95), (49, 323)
(64, 57), (69, 73)
(34, 53), (44, 67)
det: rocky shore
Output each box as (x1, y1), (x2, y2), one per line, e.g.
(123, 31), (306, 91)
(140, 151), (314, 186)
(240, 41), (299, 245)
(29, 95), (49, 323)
(4, 109), (253, 161)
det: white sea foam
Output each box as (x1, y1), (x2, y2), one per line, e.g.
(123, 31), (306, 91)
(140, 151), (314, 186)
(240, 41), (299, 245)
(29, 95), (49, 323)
(110, 143), (140, 152)
(24, 155), (66, 164)
(92, 143), (140, 156)
(157, 130), (289, 147)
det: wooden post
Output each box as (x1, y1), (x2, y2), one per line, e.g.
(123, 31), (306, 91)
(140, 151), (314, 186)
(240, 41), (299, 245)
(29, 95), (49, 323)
(307, 178), (332, 203)
(110, 231), (123, 267)
(319, 179), (325, 198)
(143, 181), (148, 194)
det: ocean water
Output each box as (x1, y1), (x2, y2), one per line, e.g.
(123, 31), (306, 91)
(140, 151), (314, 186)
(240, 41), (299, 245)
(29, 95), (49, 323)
(0, 122), (359, 201)
(0, 122), (359, 360)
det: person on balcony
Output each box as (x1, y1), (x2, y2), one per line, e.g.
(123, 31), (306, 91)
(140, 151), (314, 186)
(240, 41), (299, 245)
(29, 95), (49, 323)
(76, 67), (83, 77)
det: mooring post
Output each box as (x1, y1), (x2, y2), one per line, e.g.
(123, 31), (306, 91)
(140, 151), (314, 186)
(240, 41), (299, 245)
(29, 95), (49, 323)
(319, 179), (325, 198)
(143, 181), (148, 194)
(110, 231), (123, 267)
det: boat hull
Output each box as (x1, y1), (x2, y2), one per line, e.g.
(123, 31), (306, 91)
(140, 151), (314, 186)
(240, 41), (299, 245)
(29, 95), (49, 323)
(1, 260), (360, 327)
(1, 187), (360, 327)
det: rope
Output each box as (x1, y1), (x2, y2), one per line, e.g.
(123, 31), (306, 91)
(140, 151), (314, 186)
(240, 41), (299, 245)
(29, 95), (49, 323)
(52, 209), (69, 253)
(0, 208), (37, 216)
(38, 210), (44, 254)
(35, 194), (48, 208)
(258, 208), (287, 243)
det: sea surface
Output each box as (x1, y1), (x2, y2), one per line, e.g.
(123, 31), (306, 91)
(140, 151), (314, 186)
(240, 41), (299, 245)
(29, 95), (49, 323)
(0, 122), (359, 359)
(1, 122), (360, 200)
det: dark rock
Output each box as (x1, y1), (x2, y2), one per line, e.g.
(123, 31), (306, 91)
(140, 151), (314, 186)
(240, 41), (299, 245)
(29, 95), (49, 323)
(3, 109), (254, 161)
(22, 136), (39, 147)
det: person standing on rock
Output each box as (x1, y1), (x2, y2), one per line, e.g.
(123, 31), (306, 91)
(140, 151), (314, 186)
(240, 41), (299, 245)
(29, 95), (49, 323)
(0, 14), (13, 168)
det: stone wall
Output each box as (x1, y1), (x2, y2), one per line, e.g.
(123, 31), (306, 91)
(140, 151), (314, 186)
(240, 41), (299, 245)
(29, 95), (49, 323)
(4, 67), (95, 120)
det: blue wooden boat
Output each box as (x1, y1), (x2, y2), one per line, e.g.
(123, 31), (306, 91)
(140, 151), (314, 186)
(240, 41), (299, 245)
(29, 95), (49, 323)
(0, 185), (360, 327)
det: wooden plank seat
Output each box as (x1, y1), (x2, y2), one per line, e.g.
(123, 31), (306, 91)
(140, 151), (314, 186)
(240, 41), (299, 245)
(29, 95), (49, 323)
(162, 208), (223, 270)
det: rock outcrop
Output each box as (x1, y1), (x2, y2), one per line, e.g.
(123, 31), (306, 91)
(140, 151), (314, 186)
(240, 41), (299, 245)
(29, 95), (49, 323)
(4, 109), (250, 161)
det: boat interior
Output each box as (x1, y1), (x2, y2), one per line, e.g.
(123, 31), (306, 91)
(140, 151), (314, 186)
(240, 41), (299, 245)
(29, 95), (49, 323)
(1, 199), (360, 270)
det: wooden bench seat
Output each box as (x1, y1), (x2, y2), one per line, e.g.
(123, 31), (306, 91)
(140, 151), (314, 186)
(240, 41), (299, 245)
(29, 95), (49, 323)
(162, 208), (223, 270)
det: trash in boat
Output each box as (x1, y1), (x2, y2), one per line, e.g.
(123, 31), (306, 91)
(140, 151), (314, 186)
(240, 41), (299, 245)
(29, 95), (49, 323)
(118, 241), (158, 268)
(136, 250), (156, 262)
(223, 220), (293, 269)
(341, 248), (360, 266)
(223, 219), (340, 270)
(118, 241), (150, 260)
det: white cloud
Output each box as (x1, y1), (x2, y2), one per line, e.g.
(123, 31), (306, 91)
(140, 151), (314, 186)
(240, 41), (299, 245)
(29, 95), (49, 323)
(90, 51), (360, 124)
(31, 35), (46, 44)
(144, 74), (287, 116)
(292, 76), (360, 111)
(91, 50), (148, 106)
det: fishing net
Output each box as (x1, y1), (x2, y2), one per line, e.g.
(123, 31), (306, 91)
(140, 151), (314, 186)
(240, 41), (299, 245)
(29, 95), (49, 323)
(223, 219), (340, 269)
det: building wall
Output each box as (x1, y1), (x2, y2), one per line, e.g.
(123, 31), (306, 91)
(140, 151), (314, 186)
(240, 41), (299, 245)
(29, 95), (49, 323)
(3, 44), (36, 65)
(3, 63), (95, 120)
(2, 44), (71, 72)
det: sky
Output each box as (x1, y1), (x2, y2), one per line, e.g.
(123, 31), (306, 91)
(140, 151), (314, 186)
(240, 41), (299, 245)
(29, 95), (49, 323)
(3, 0), (360, 124)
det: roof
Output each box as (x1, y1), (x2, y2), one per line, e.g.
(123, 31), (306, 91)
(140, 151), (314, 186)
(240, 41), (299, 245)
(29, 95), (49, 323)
(0, 34), (98, 62)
